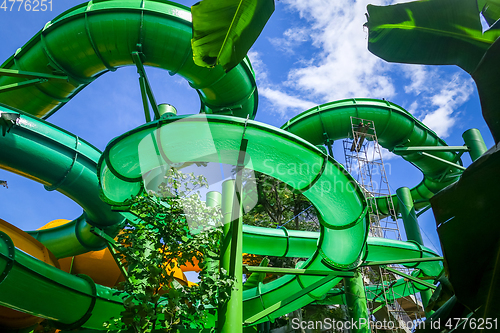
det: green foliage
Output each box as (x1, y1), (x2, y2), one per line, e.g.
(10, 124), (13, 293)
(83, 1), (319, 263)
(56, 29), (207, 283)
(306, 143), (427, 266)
(366, 0), (500, 73)
(106, 168), (234, 333)
(243, 172), (319, 231)
(191, 0), (274, 71)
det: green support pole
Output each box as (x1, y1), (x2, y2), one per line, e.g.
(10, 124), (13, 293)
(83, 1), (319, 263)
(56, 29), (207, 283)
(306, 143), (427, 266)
(344, 270), (370, 333)
(218, 180), (243, 333)
(396, 187), (423, 245)
(396, 186), (433, 317)
(206, 191), (222, 275)
(463, 128), (487, 162)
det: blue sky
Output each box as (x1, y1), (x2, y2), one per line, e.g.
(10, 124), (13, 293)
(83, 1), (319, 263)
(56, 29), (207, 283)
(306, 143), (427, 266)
(0, 0), (495, 255)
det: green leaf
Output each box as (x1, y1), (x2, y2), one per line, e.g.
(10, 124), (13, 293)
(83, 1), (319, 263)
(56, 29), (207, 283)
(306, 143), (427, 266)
(366, 0), (500, 73)
(191, 0), (275, 72)
(366, 0), (500, 142)
(479, 0), (500, 26)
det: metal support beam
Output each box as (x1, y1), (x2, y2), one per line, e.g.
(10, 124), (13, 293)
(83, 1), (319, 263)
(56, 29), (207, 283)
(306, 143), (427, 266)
(363, 256), (443, 267)
(139, 76), (151, 123)
(89, 227), (130, 283)
(393, 146), (470, 153)
(244, 274), (338, 325)
(344, 270), (370, 333)
(396, 186), (434, 317)
(244, 265), (355, 277)
(0, 68), (68, 81)
(416, 204), (432, 217)
(218, 179), (243, 333)
(419, 152), (466, 171)
(382, 266), (437, 291)
(0, 78), (47, 93)
(131, 51), (160, 121)
(462, 128), (487, 161)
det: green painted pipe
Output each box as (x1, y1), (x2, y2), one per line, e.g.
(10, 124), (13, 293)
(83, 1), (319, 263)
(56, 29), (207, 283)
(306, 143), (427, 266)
(0, 231), (125, 330)
(95, 113), (442, 325)
(396, 187), (424, 245)
(0, 0), (257, 120)
(462, 128), (488, 161)
(219, 180), (243, 333)
(281, 98), (464, 214)
(206, 191), (222, 275)
(396, 186), (433, 317)
(206, 191), (222, 209)
(344, 270), (370, 333)
(0, 0), (448, 329)
(0, 107), (123, 258)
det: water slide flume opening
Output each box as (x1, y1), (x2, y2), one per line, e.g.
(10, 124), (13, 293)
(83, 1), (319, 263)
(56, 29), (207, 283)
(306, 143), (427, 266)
(98, 113), (369, 269)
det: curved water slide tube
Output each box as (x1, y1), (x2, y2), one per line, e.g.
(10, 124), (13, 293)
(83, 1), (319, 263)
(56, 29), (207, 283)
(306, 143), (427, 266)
(0, 109), (441, 329)
(96, 113), (443, 324)
(0, 0), (258, 257)
(0, 219), (440, 330)
(97, 113), (370, 324)
(282, 98), (464, 214)
(0, 86), (445, 329)
(0, 104), (122, 258)
(0, 0), (258, 120)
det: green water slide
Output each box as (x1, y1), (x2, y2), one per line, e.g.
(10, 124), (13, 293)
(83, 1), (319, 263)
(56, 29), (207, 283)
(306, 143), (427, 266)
(0, 226), (440, 330)
(0, 105), (121, 258)
(0, 105), (443, 329)
(97, 113), (370, 324)
(0, 0), (453, 330)
(281, 98), (464, 214)
(0, 0), (258, 120)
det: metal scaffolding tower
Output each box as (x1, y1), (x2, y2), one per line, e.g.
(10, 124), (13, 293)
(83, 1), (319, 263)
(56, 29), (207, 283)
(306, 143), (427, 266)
(342, 117), (424, 332)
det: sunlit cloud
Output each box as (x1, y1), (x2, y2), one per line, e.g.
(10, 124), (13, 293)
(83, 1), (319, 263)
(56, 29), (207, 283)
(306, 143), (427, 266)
(254, 0), (475, 137)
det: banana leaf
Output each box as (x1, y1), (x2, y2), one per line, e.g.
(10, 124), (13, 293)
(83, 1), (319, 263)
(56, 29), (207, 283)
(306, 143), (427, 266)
(366, 0), (500, 73)
(191, 0), (274, 72)
(478, 0), (500, 26)
(366, 0), (500, 142)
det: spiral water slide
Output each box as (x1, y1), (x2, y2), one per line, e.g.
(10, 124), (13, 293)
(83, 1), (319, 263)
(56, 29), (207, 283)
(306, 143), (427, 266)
(0, 0), (460, 330)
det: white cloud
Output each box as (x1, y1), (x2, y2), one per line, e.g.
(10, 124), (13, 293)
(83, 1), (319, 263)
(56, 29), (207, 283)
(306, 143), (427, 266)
(403, 65), (438, 95)
(408, 101), (418, 115)
(259, 87), (317, 116)
(419, 73), (475, 137)
(248, 51), (268, 83)
(248, 50), (317, 117)
(281, 0), (397, 102)
(268, 27), (309, 54)
(252, 0), (476, 137)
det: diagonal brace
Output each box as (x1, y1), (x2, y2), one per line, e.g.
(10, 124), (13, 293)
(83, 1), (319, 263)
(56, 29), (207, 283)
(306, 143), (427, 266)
(244, 274), (338, 325)
(90, 227), (130, 282)
(0, 68), (68, 81)
(0, 78), (47, 93)
(383, 266), (437, 290)
(131, 51), (160, 121)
